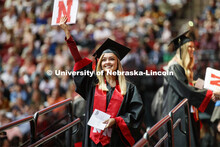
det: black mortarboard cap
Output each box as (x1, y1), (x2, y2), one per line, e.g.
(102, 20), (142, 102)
(93, 38), (130, 60)
(169, 30), (193, 51)
(169, 30), (193, 59)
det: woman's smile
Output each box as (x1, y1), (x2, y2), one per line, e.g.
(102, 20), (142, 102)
(101, 53), (118, 72)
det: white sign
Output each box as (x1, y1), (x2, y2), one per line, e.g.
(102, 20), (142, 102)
(204, 67), (220, 91)
(51, 0), (79, 26)
(87, 109), (111, 130)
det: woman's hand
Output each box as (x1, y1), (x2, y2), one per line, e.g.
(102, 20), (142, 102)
(59, 16), (69, 30)
(212, 94), (216, 102)
(212, 91), (220, 102)
(103, 118), (116, 129)
(59, 16), (71, 39)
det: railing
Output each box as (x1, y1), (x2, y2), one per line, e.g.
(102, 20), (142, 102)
(134, 98), (190, 147)
(169, 98), (190, 147)
(134, 115), (173, 147)
(29, 118), (81, 147)
(0, 98), (191, 147)
(0, 115), (35, 146)
(0, 116), (34, 133)
(0, 98), (80, 147)
(33, 98), (74, 146)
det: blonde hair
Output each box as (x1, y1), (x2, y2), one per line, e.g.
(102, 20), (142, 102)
(96, 54), (127, 95)
(169, 42), (194, 83)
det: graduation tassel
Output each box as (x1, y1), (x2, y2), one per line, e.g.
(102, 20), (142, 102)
(94, 57), (99, 84)
(178, 38), (182, 59)
(95, 58), (98, 73)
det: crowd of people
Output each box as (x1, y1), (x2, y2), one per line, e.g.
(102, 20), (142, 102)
(0, 0), (220, 146)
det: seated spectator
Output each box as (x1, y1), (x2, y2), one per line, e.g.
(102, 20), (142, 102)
(2, 47), (21, 66)
(36, 55), (53, 75)
(60, 74), (70, 92)
(0, 90), (10, 111)
(53, 45), (66, 69)
(7, 56), (19, 75)
(93, 22), (112, 41)
(30, 81), (45, 107)
(10, 84), (28, 104)
(2, 6), (17, 30)
(200, 32), (218, 50)
(36, 11), (48, 25)
(158, 0), (173, 18)
(160, 20), (172, 43)
(39, 74), (53, 96)
(148, 42), (163, 65)
(22, 26), (34, 46)
(1, 65), (14, 88)
(49, 26), (66, 44)
(0, 80), (10, 101)
(19, 56), (36, 76)
(31, 90), (44, 108)
(47, 88), (66, 118)
(66, 82), (78, 99)
(50, 76), (66, 97)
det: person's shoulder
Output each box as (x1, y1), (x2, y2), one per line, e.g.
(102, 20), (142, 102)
(167, 63), (187, 81)
(126, 81), (137, 90)
(168, 62), (180, 68)
(168, 63), (184, 73)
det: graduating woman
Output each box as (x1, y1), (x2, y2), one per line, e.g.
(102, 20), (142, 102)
(162, 30), (218, 146)
(59, 16), (144, 146)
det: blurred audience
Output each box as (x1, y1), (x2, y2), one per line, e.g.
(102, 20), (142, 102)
(0, 0), (219, 146)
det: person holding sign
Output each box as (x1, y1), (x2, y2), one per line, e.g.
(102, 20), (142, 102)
(59, 16), (144, 147)
(162, 30), (219, 147)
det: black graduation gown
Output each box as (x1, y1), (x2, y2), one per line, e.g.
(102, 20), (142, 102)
(162, 63), (215, 147)
(73, 58), (144, 147)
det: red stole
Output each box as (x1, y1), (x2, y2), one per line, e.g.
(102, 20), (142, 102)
(90, 83), (124, 146)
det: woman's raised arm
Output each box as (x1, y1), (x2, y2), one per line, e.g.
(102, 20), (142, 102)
(59, 16), (71, 39)
(59, 16), (82, 62)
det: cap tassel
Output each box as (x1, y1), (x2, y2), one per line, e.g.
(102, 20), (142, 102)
(178, 38), (182, 59)
(95, 58), (98, 72)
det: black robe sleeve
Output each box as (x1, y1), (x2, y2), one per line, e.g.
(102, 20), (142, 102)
(65, 35), (95, 100)
(73, 59), (96, 100)
(164, 64), (215, 115)
(114, 82), (144, 146)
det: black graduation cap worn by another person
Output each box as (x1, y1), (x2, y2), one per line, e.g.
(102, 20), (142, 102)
(169, 30), (193, 59)
(93, 38), (130, 60)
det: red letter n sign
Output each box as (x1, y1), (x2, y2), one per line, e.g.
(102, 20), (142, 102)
(51, 0), (79, 26)
(56, 0), (73, 23)
(204, 67), (220, 91)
